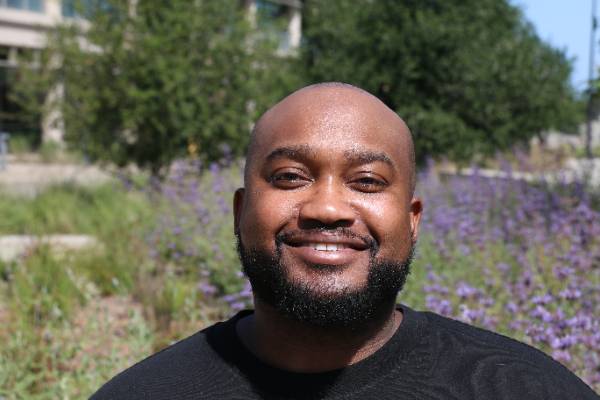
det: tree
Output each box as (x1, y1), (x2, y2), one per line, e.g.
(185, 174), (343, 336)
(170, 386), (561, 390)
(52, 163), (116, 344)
(301, 0), (582, 164)
(13, 0), (297, 173)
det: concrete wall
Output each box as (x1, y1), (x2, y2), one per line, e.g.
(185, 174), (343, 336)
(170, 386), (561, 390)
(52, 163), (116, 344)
(0, 1), (62, 49)
(536, 122), (600, 151)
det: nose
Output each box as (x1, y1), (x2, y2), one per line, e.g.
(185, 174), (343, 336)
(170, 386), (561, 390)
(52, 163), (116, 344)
(298, 178), (356, 229)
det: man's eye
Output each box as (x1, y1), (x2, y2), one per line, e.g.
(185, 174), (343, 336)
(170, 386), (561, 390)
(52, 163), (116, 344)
(270, 172), (309, 188)
(350, 176), (387, 192)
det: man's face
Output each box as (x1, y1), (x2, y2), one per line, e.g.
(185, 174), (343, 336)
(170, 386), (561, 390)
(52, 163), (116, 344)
(234, 87), (422, 327)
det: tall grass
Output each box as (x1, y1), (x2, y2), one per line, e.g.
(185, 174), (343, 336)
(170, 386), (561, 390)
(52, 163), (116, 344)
(0, 182), (156, 398)
(0, 182), (150, 235)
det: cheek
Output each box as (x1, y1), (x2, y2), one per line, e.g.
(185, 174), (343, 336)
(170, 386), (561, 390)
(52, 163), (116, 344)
(240, 190), (297, 248)
(359, 198), (412, 257)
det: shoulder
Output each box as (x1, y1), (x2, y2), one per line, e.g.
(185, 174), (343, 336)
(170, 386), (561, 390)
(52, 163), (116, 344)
(422, 310), (547, 357)
(90, 319), (238, 400)
(416, 309), (599, 399)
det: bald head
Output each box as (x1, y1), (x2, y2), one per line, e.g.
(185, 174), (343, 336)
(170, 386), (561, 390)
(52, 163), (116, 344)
(245, 82), (416, 195)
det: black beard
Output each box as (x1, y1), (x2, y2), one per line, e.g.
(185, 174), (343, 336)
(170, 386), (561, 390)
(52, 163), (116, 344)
(236, 232), (415, 329)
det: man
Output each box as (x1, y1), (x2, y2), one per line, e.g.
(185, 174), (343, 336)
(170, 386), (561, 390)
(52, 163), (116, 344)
(92, 83), (598, 399)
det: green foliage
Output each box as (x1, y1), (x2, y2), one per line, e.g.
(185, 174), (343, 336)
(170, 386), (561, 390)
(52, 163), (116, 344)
(0, 183), (153, 297)
(575, 145), (600, 158)
(0, 183), (156, 398)
(301, 0), (582, 164)
(0, 304), (153, 399)
(37, 141), (64, 163)
(140, 275), (196, 333)
(6, 246), (85, 325)
(73, 247), (135, 296)
(6, 135), (36, 154)
(0, 182), (150, 235)
(11, 1), (583, 167)
(12, 0), (297, 173)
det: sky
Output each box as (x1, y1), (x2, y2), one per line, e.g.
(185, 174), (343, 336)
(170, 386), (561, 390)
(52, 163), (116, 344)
(512, 0), (593, 92)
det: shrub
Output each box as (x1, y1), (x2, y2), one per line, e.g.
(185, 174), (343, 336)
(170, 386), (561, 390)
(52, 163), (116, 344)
(144, 159), (251, 313)
(7, 246), (85, 325)
(414, 166), (600, 388)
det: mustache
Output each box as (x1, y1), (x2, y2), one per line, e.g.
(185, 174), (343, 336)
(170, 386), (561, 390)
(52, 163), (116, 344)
(275, 228), (378, 252)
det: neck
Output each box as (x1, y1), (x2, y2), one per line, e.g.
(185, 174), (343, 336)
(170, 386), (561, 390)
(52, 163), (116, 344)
(236, 299), (402, 373)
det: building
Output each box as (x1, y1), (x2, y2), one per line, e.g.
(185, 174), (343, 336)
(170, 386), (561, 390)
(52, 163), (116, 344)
(247, 0), (302, 55)
(1, 0), (61, 143)
(0, 0), (302, 144)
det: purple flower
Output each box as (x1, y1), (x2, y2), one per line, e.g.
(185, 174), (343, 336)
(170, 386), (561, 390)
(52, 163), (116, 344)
(230, 301), (247, 311)
(198, 282), (217, 296)
(456, 282), (480, 299)
(130, 157), (600, 391)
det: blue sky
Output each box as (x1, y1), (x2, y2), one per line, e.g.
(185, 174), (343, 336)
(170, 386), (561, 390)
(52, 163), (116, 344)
(512, 0), (593, 92)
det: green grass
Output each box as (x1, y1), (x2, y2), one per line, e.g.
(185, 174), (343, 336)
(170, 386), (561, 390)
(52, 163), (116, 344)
(0, 182), (151, 235)
(0, 182), (155, 296)
(6, 135), (37, 154)
(0, 302), (153, 399)
(0, 182), (157, 323)
(0, 182), (159, 398)
(574, 145), (600, 159)
(0, 181), (232, 397)
(7, 246), (86, 326)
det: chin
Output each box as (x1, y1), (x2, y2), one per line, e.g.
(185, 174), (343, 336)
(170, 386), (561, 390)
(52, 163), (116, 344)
(237, 237), (415, 329)
(285, 263), (368, 295)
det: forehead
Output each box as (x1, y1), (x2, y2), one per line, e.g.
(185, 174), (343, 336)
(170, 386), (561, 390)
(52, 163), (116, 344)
(252, 89), (409, 166)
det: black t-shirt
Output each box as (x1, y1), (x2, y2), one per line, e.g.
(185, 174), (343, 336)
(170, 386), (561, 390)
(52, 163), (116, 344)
(91, 306), (599, 399)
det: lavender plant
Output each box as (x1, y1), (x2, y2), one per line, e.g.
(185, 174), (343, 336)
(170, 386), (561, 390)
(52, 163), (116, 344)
(417, 166), (600, 389)
(145, 158), (252, 316)
(145, 158), (599, 390)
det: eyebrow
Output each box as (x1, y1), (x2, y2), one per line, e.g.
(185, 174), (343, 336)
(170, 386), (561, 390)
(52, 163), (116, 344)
(266, 145), (315, 163)
(344, 149), (395, 168)
(265, 145), (395, 168)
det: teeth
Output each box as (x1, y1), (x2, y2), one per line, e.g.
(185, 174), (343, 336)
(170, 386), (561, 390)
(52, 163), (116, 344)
(310, 243), (347, 251)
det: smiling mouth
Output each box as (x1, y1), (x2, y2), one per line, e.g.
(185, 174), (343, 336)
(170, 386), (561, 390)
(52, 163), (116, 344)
(281, 235), (370, 270)
(280, 234), (370, 251)
(276, 231), (372, 266)
(304, 243), (351, 251)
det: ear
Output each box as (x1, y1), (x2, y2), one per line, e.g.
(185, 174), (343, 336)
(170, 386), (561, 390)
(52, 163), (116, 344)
(409, 197), (423, 242)
(233, 188), (245, 235)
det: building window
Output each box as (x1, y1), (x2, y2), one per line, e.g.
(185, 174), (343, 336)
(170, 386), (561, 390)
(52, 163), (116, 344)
(1, 0), (44, 12)
(256, 0), (288, 30)
(0, 47), (9, 63)
(0, 47), (41, 143)
(61, 0), (113, 18)
(62, 0), (82, 17)
(256, 0), (292, 52)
